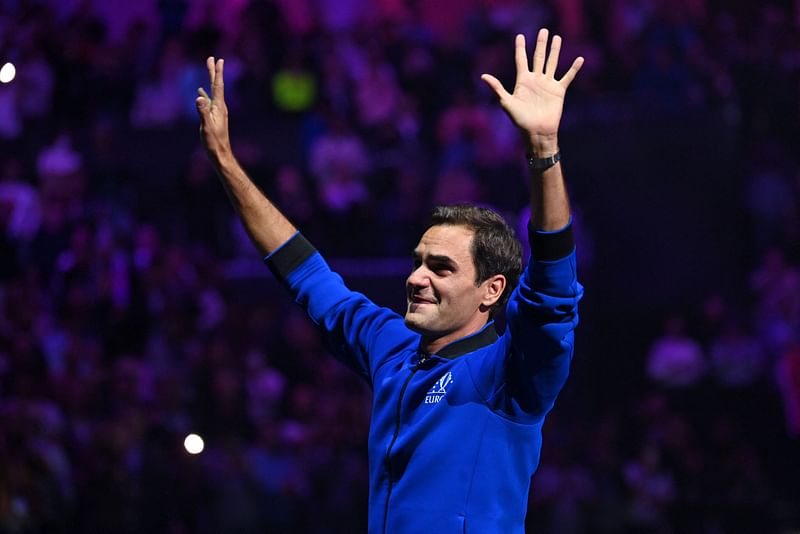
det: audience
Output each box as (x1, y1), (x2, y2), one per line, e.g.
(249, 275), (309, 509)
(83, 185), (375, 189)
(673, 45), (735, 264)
(1, 0), (799, 531)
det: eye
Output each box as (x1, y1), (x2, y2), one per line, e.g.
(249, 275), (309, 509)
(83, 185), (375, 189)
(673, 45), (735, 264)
(432, 264), (452, 275)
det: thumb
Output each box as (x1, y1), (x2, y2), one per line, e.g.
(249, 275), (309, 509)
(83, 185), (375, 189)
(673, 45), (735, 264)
(480, 74), (510, 101)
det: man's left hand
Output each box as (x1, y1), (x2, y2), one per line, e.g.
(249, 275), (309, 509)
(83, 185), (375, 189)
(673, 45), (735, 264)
(481, 29), (583, 155)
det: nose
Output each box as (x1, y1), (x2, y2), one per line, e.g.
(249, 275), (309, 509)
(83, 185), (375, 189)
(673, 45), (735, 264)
(406, 265), (430, 290)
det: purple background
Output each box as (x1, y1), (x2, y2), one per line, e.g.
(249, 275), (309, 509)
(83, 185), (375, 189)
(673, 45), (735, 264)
(1, 0), (799, 532)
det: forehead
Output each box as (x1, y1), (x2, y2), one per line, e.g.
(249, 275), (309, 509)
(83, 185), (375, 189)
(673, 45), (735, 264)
(415, 225), (474, 261)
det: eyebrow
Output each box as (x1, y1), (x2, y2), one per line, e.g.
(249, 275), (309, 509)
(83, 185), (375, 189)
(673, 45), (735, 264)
(412, 251), (457, 268)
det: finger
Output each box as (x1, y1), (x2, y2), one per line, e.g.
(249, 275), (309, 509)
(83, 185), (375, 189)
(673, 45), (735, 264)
(514, 34), (528, 79)
(532, 28), (548, 73)
(559, 56), (585, 88)
(480, 74), (510, 101)
(206, 57), (215, 86)
(213, 58), (225, 101)
(197, 88), (211, 114)
(195, 96), (208, 116)
(545, 34), (561, 77)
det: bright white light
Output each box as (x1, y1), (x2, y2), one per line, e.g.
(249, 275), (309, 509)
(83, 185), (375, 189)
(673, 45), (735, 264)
(183, 433), (204, 454)
(0, 63), (15, 83)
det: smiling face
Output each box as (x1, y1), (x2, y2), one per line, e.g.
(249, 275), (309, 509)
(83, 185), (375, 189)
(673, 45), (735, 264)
(405, 224), (505, 353)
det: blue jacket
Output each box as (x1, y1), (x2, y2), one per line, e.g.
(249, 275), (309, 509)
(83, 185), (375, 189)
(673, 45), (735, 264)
(265, 223), (582, 533)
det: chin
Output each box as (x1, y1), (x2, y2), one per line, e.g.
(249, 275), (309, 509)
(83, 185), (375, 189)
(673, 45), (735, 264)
(404, 313), (431, 335)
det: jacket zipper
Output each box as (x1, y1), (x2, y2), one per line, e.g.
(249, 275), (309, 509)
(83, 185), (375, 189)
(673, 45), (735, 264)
(383, 353), (429, 534)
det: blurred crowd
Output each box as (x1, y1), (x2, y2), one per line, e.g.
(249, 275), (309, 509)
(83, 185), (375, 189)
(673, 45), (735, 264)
(1, 0), (799, 532)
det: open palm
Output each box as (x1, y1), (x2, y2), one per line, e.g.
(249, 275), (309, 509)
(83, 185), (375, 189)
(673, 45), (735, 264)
(482, 29), (583, 142)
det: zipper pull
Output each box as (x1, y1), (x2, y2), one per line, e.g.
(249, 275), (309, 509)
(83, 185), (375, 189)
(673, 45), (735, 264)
(416, 352), (431, 369)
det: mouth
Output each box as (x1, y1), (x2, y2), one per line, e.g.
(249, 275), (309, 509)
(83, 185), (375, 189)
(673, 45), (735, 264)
(410, 295), (437, 305)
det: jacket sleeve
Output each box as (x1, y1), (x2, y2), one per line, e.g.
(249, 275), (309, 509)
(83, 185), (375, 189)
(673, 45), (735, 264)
(264, 232), (414, 385)
(472, 221), (583, 421)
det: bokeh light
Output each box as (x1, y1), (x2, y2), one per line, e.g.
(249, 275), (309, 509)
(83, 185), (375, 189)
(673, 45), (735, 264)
(0, 62), (15, 83)
(183, 433), (204, 455)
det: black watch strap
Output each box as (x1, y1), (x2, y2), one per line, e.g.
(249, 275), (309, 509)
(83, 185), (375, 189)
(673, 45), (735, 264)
(527, 151), (561, 170)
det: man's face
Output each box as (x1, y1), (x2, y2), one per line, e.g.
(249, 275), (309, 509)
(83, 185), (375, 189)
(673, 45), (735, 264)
(405, 225), (493, 342)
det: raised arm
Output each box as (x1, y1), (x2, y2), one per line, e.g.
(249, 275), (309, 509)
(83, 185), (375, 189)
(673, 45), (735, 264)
(196, 57), (296, 255)
(481, 29), (583, 232)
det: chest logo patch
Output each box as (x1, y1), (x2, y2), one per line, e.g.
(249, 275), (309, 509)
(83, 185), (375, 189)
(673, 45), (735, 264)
(425, 371), (453, 404)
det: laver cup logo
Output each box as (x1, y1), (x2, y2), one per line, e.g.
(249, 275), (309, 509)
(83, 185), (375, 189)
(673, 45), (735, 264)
(425, 372), (453, 404)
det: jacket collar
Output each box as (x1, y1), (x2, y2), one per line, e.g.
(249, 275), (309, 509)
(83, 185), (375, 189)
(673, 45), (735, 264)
(427, 322), (498, 359)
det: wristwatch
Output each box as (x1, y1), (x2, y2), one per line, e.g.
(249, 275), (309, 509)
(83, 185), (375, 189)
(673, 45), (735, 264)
(527, 151), (561, 170)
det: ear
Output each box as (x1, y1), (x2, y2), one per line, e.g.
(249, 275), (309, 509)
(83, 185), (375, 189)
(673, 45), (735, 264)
(480, 274), (506, 310)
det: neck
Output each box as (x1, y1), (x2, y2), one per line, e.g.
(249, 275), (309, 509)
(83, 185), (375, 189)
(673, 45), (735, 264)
(421, 319), (491, 355)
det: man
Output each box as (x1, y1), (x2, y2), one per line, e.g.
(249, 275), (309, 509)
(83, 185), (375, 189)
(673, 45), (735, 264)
(197, 29), (584, 533)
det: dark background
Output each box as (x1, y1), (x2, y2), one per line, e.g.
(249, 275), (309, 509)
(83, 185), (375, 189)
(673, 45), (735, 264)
(1, 0), (798, 532)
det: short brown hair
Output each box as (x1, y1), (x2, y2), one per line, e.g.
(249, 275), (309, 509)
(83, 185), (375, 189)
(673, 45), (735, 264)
(429, 205), (523, 312)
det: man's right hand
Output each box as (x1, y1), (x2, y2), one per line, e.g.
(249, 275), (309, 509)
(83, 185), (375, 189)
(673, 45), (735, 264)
(196, 57), (232, 166)
(194, 56), (297, 255)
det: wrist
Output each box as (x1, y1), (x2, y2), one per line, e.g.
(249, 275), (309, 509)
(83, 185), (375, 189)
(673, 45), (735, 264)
(525, 134), (559, 157)
(212, 146), (236, 170)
